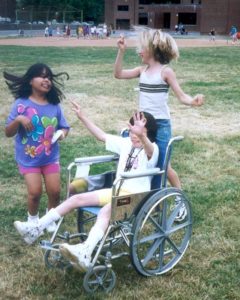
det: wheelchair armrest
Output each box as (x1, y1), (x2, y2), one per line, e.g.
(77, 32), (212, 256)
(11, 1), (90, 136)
(119, 168), (163, 179)
(74, 154), (119, 165)
(169, 135), (184, 143)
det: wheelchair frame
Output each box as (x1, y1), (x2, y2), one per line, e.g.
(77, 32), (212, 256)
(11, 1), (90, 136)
(41, 136), (193, 293)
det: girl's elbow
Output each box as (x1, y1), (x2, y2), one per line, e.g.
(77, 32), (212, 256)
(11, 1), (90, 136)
(5, 130), (13, 137)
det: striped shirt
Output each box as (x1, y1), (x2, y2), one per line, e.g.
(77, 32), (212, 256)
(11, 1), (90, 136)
(139, 70), (170, 120)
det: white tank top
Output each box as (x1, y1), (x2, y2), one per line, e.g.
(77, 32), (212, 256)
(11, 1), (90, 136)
(139, 69), (170, 120)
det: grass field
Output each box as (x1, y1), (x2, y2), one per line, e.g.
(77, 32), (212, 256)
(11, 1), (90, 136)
(0, 44), (240, 299)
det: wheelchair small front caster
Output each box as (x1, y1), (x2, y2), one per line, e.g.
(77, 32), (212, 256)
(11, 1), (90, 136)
(44, 243), (72, 270)
(83, 265), (116, 293)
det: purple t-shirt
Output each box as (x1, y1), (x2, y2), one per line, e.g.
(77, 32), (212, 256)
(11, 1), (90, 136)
(6, 98), (70, 167)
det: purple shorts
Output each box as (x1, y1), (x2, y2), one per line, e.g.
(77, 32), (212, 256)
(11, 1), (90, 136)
(18, 162), (60, 175)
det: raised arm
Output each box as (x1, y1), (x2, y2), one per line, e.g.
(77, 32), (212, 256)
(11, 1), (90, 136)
(163, 67), (205, 106)
(71, 100), (106, 142)
(114, 36), (142, 79)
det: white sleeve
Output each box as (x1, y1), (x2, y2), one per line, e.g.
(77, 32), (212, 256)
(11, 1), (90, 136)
(105, 134), (129, 155)
(147, 143), (159, 168)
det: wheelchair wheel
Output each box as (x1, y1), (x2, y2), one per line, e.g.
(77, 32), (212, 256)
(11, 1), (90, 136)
(44, 244), (72, 270)
(83, 265), (116, 293)
(130, 187), (192, 276)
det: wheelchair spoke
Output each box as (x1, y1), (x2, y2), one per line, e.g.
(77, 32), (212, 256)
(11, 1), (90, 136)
(141, 237), (164, 267)
(167, 220), (192, 234)
(147, 213), (165, 233)
(137, 231), (165, 245)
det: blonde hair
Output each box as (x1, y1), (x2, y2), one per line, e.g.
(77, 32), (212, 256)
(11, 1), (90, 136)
(138, 29), (179, 64)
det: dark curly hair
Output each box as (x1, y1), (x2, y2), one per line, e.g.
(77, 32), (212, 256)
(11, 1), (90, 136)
(129, 111), (157, 143)
(3, 63), (69, 104)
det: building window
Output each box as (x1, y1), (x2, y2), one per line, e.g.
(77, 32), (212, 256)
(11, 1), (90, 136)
(118, 5), (129, 11)
(178, 13), (197, 25)
(116, 19), (130, 29)
(139, 0), (181, 4)
(139, 12), (148, 25)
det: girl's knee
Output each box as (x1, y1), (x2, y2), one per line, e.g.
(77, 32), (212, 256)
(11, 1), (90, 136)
(50, 191), (61, 202)
(28, 186), (42, 200)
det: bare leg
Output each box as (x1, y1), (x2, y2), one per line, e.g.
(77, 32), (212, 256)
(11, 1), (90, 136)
(167, 163), (181, 189)
(43, 172), (61, 210)
(55, 190), (101, 217)
(24, 173), (42, 216)
(94, 203), (111, 232)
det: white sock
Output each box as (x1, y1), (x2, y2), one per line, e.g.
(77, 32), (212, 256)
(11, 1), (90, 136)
(84, 225), (104, 255)
(38, 208), (61, 232)
(27, 212), (39, 223)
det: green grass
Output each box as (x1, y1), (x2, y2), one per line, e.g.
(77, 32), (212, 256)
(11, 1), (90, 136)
(1, 44), (240, 299)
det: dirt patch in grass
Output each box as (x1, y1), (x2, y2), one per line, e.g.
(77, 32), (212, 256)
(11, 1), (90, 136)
(171, 104), (240, 137)
(0, 35), (232, 48)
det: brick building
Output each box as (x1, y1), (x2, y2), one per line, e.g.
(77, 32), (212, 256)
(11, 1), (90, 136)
(105, 0), (240, 34)
(0, 0), (16, 19)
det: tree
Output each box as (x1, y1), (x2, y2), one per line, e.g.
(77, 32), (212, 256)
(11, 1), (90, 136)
(17, 0), (104, 24)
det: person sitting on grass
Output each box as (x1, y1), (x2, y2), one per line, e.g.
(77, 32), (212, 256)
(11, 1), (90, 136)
(14, 101), (159, 271)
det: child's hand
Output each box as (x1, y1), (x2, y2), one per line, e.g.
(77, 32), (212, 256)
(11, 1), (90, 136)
(17, 115), (34, 131)
(117, 34), (126, 51)
(192, 94), (204, 106)
(128, 112), (146, 137)
(71, 100), (83, 119)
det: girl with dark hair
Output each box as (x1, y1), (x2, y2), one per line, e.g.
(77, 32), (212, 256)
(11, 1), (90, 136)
(4, 63), (70, 233)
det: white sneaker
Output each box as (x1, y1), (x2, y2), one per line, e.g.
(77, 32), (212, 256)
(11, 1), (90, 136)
(59, 243), (91, 271)
(14, 221), (41, 245)
(174, 196), (187, 222)
(28, 218), (44, 236)
(46, 221), (57, 233)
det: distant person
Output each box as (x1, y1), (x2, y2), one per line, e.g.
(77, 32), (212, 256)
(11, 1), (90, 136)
(66, 25), (71, 38)
(76, 26), (80, 39)
(19, 29), (24, 37)
(229, 25), (237, 44)
(209, 28), (216, 42)
(103, 23), (107, 38)
(90, 26), (95, 38)
(56, 26), (61, 39)
(92, 25), (97, 38)
(44, 26), (49, 37)
(48, 27), (53, 37)
(175, 24), (179, 34)
(4, 63), (70, 233)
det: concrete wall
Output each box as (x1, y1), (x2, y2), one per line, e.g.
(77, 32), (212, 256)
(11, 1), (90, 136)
(201, 0), (240, 34)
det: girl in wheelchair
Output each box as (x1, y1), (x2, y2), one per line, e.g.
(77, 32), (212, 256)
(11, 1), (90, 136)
(14, 101), (159, 271)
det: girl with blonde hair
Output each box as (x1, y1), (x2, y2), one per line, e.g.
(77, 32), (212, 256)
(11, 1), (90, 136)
(114, 29), (204, 220)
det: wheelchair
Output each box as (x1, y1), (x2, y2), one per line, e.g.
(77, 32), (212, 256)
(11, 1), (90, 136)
(40, 136), (193, 293)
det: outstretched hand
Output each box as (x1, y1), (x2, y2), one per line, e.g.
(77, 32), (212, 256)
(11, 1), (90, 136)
(127, 112), (146, 137)
(71, 100), (84, 119)
(191, 94), (205, 106)
(117, 34), (127, 51)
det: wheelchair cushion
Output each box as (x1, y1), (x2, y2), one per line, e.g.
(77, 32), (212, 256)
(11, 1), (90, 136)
(80, 206), (101, 215)
(87, 170), (116, 191)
